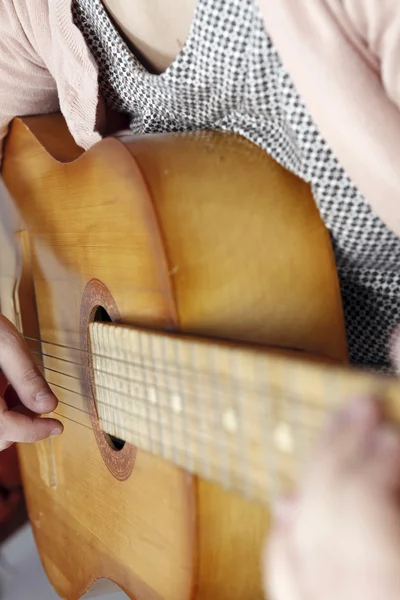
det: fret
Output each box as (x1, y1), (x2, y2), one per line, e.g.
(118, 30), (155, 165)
(93, 324), (109, 435)
(258, 354), (276, 501)
(210, 345), (229, 489)
(197, 340), (220, 483)
(138, 330), (154, 455)
(190, 341), (210, 479)
(120, 328), (134, 442)
(230, 348), (249, 497)
(175, 339), (193, 473)
(144, 333), (161, 457)
(161, 333), (180, 466)
(107, 324), (119, 439)
(285, 358), (298, 477)
(149, 332), (167, 460)
(265, 357), (279, 495)
(151, 334), (172, 461)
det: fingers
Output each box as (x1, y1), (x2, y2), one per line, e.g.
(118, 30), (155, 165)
(320, 396), (381, 472)
(0, 395), (62, 444)
(319, 397), (400, 490)
(273, 495), (298, 527)
(0, 315), (58, 414)
(362, 424), (400, 489)
(0, 316), (63, 448)
(265, 501), (304, 600)
(303, 397), (380, 495)
(265, 397), (400, 600)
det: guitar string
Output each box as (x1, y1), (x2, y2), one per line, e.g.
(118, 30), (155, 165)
(46, 380), (300, 469)
(35, 352), (331, 412)
(50, 408), (285, 494)
(48, 378), (221, 441)
(30, 352), (356, 461)
(25, 334), (248, 374)
(17, 335), (377, 459)
(24, 333), (370, 398)
(26, 365), (350, 495)
(21, 335), (337, 483)
(46, 374), (326, 438)
(34, 355), (334, 428)
(36, 362), (326, 460)
(20, 343), (366, 479)
(29, 347), (354, 419)
(30, 345), (300, 394)
(47, 368), (315, 482)
(38, 370), (361, 487)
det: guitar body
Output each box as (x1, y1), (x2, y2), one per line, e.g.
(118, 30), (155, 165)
(0, 115), (347, 599)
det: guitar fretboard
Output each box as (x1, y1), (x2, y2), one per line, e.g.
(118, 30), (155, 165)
(89, 322), (400, 504)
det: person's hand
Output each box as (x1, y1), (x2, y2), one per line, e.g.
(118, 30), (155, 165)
(263, 396), (400, 600)
(0, 314), (63, 451)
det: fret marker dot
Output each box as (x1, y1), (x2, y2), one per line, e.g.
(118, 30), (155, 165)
(274, 422), (293, 454)
(148, 386), (158, 405)
(222, 408), (238, 434)
(171, 394), (183, 414)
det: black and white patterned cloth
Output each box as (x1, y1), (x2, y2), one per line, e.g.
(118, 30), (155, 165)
(72, 0), (400, 372)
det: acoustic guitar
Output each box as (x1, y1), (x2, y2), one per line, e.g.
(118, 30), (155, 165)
(1, 114), (399, 600)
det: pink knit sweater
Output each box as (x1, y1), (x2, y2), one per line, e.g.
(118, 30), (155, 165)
(1, 0), (400, 236)
(0, 0), (101, 156)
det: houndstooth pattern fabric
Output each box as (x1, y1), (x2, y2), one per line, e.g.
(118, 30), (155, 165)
(72, 0), (400, 372)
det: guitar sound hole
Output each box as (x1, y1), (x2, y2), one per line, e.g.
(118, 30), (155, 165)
(93, 305), (126, 453)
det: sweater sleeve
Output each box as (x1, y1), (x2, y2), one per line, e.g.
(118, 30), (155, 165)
(0, 2), (59, 162)
(258, 0), (400, 237)
(342, 0), (400, 113)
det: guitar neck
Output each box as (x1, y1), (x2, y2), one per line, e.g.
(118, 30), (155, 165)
(89, 322), (400, 504)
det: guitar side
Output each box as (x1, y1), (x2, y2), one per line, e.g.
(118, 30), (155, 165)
(1, 115), (347, 599)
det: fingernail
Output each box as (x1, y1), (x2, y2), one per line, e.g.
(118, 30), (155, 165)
(35, 390), (56, 403)
(50, 427), (62, 437)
